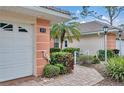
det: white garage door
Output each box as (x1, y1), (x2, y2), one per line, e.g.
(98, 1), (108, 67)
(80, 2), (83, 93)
(116, 40), (124, 55)
(0, 22), (33, 82)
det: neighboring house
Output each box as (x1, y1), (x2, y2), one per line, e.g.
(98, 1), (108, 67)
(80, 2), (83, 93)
(55, 21), (123, 55)
(0, 6), (70, 82)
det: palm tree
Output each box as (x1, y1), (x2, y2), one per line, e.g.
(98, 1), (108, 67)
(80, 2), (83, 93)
(50, 21), (81, 49)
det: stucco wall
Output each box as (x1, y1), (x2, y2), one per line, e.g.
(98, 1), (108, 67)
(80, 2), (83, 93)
(0, 10), (51, 76)
(107, 32), (116, 49)
(68, 33), (116, 55)
(69, 34), (104, 55)
(50, 39), (54, 48)
(35, 18), (50, 76)
(0, 9), (36, 24)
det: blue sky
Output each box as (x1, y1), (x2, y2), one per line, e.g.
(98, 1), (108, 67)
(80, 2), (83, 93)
(57, 6), (124, 26)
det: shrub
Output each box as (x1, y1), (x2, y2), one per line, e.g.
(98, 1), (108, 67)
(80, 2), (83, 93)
(50, 52), (74, 72)
(106, 56), (124, 81)
(112, 49), (119, 55)
(44, 64), (60, 78)
(77, 55), (94, 65)
(50, 48), (61, 53)
(98, 50), (114, 61)
(92, 56), (100, 64)
(55, 64), (68, 74)
(62, 47), (80, 54)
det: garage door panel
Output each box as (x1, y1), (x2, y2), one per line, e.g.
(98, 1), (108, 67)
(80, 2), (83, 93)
(0, 43), (32, 50)
(0, 64), (32, 82)
(0, 34), (31, 39)
(0, 62), (32, 69)
(0, 49), (32, 53)
(0, 56), (32, 66)
(0, 22), (34, 82)
(0, 41), (32, 48)
(0, 51), (33, 65)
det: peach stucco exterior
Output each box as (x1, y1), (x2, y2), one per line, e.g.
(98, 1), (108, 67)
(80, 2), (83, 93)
(0, 6), (71, 82)
(107, 33), (116, 49)
(50, 39), (54, 48)
(35, 18), (50, 76)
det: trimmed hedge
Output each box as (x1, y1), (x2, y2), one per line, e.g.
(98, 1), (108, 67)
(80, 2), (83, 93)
(62, 47), (80, 54)
(50, 52), (74, 72)
(50, 48), (61, 53)
(98, 50), (115, 61)
(44, 64), (60, 78)
(55, 64), (68, 74)
(50, 47), (80, 54)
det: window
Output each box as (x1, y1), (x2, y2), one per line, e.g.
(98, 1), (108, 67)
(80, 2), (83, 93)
(54, 42), (59, 48)
(18, 27), (28, 32)
(54, 39), (59, 48)
(40, 28), (46, 33)
(65, 40), (68, 47)
(0, 23), (7, 27)
(0, 23), (13, 31)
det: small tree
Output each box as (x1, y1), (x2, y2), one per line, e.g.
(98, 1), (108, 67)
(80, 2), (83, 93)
(81, 6), (124, 26)
(50, 21), (81, 49)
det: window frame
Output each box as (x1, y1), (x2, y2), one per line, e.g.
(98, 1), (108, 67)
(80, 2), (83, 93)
(18, 26), (28, 32)
(65, 40), (68, 47)
(0, 22), (13, 31)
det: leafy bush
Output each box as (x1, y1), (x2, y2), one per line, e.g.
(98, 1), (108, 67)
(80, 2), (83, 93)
(106, 56), (124, 81)
(44, 64), (60, 78)
(62, 47), (80, 54)
(77, 55), (94, 65)
(55, 64), (68, 74)
(92, 56), (100, 64)
(50, 48), (61, 53)
(50, 52), (74, 72)
(50, 47), (80, 54)
(98, 50), (114, 61)
(112, 49), (119, 55)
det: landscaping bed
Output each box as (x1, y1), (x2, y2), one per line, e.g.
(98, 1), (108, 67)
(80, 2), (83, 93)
(43, 48), (79, 79)
(87, 64), (124, 86)
(77, 51), (124, 86)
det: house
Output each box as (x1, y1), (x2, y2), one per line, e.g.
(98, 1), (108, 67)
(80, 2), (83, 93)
(0, 6), (70, 82)
(55, 21), (124, 55)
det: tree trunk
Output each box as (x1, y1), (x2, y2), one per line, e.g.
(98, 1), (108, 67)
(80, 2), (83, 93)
(110, 17), (113, 26)
(108, 7), (113, 26)
(60, 31), (66, 49)
(60, 41), (63, 49)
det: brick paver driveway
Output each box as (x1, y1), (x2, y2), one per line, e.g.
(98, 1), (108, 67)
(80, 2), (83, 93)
(1, 65), (104, 86)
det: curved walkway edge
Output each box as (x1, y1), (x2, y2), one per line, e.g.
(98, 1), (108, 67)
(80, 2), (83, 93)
(43, 65), (104, 86)
(1, 65), (104, 86)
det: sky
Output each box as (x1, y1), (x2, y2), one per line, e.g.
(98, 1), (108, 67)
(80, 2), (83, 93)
(57, 6), (124, 26)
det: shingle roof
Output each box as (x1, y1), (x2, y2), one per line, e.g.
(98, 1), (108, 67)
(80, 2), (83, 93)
(78, 20), (120, 34)
(41, 6), (71, 15)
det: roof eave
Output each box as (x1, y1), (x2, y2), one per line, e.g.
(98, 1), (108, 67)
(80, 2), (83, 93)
(21, 6), (71, 19)
(81, 29), (120, 35)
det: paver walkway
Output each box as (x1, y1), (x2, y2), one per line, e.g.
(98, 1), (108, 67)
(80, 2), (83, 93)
(1, 65), (104, 86)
